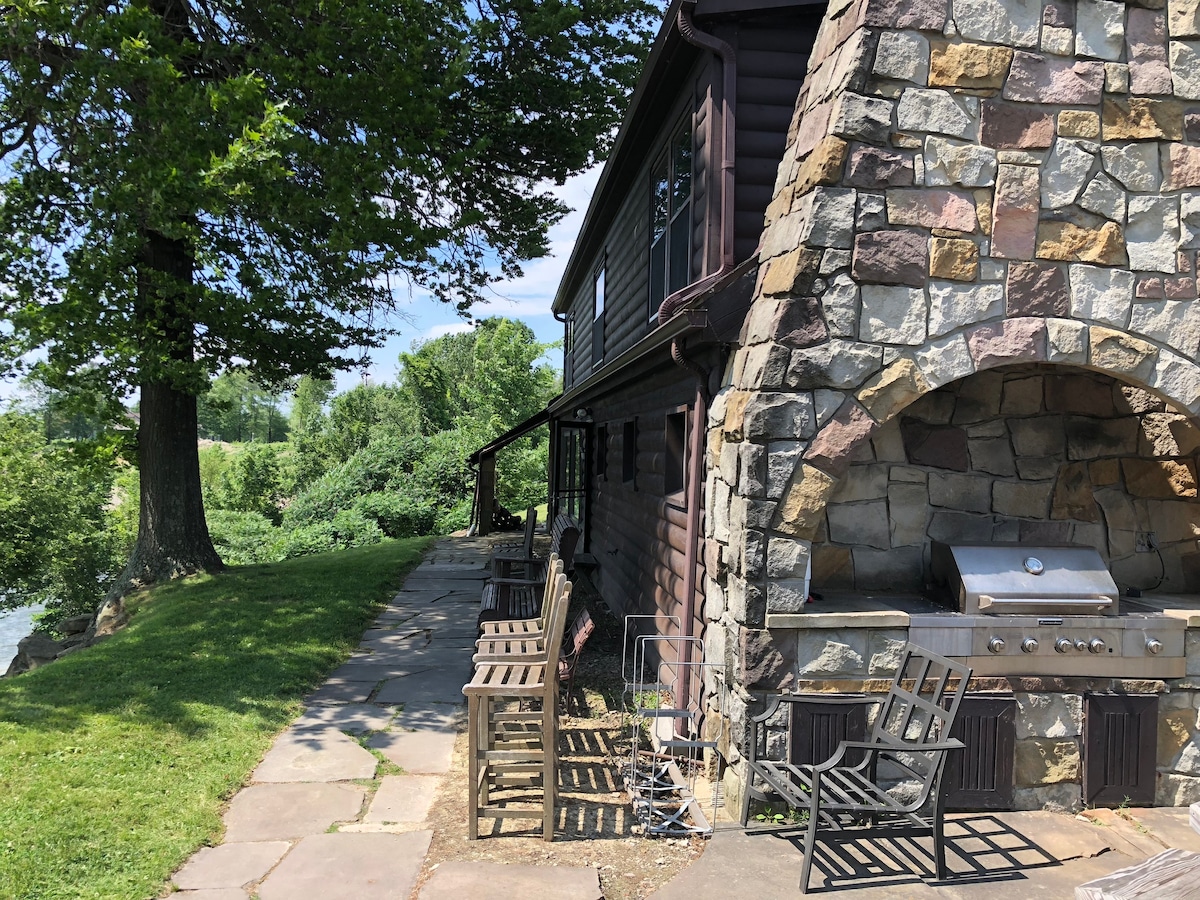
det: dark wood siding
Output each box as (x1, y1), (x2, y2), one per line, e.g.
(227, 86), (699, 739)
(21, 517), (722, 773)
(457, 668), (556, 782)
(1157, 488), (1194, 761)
(729, 16), (817, 262)
(585, 355), (713, 648)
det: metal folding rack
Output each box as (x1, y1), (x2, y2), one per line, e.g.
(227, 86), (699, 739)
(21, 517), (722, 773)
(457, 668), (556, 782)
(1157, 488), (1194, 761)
(622, 615), (723, 836)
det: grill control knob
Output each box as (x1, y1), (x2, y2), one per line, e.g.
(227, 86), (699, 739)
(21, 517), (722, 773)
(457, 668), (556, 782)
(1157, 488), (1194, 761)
(1055, 638), (1074, 654)
(1088, 638), (1106, 654)
(1021, 637), (1039, 653)
(987, 637), (1006, 654)
(1075, 639), (1088, 652)
(1147, 638), (1164, 655)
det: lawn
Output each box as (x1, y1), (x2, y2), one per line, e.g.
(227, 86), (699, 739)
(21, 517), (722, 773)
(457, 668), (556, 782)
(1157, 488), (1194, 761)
(0, 536), (431, 900)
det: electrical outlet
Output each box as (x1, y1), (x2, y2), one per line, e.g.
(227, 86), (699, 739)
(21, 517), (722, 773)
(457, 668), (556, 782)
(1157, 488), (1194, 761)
(1136, 532), (1157, 553)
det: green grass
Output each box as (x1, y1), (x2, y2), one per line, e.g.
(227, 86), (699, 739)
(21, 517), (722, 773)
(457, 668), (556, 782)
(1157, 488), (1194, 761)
(0, 536), (431, 900)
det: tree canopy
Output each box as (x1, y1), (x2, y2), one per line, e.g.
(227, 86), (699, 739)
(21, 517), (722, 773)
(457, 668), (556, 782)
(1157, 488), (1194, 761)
(0, 0), (655, 598)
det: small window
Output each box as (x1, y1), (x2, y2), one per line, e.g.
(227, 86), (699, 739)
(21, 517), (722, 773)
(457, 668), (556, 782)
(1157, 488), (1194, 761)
(595, 425), (608, 480)
(592, 262), (605, 368)
(665, 409), (687, 499)
(622, 419), (638, 485)
(649, 122), (693, 319)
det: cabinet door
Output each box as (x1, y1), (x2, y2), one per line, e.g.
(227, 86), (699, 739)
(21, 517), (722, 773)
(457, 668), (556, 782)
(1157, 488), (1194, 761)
(789, 697), (867, 768)
(1084, 694), (1157, 807)
(946, 696), (1016, 811)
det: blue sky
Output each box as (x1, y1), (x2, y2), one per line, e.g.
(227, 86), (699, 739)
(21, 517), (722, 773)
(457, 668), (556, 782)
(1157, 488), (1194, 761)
(333, 165), (600, 394)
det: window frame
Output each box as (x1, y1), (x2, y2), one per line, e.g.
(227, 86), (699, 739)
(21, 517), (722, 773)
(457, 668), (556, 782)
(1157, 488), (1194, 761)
(592, 258), (606, 369)
(664, 405), (689, 507)
(648, 119), (694, 322)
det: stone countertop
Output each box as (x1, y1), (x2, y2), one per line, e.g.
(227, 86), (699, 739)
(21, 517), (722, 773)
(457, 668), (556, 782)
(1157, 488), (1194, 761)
(1124, 593), (1200, 627)
(764, 591), (947, 629)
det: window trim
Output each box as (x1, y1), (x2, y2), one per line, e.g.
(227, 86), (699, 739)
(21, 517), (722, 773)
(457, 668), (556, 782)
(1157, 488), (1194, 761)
(592, 258), (606, 369)
(664, 404), (689, 507)
(649, 119), (694, 322)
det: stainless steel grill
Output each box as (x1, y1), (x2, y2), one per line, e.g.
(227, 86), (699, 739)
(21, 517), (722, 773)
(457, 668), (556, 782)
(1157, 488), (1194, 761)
(930, 543), (1119, 616)
(917, 542), (1184, 678)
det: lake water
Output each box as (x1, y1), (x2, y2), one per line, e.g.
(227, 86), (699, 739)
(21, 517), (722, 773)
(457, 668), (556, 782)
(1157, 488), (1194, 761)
(0, 604), (41, 671)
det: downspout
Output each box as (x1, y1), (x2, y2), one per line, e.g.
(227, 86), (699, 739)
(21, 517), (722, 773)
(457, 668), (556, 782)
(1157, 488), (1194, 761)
(663, 1), (734, 715)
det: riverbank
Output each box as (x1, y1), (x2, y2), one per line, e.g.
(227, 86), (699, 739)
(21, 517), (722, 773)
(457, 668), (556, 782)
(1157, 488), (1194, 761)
(0, 603), (41, 671)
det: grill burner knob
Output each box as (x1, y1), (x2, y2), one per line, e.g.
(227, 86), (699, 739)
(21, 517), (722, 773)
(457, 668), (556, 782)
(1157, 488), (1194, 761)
(1088, 638), (1106, 654)
(988, 637), (1005, 654)
(1075, 639), (1088, 652)
(1147, 638), (1164, 655)
(1055, 638), (1074, 654)
(1021, 637), (1039, 653)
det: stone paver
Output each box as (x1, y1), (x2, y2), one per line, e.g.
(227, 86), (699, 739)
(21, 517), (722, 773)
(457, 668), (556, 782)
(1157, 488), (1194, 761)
(257, 831), (432, 900)
(223, 783), (366, 841)
(303, 680), (379, 704)
(418, 861), (603, 900)
(365, 729), (456, 773)
(374, 668), (471, 704)
(363, 775), (439, 824)
(174, 891), (250, 900)
(253, 726), (378, 782)
(173, 841), (290, 890)
(292, 702), (396, 734)
(394, 701), (466, 732)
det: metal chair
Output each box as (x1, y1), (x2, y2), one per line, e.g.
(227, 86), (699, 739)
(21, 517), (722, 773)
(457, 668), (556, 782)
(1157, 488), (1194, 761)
(776, 644), (972, 893)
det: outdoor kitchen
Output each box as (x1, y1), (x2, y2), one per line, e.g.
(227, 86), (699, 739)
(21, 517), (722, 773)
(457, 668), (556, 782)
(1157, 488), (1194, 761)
(697, 0), (1200, 818)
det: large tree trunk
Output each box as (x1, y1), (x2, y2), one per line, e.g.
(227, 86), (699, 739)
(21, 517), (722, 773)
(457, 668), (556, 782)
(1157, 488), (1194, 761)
(124, 379), (223, 585)
(93, 228), (223, 632)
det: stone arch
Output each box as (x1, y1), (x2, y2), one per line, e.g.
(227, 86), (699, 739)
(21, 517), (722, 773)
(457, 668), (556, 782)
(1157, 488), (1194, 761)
(768, 317), (1200, 543)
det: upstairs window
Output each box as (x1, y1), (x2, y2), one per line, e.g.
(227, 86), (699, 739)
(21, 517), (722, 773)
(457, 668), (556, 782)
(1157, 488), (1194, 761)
(649, 123), (693, 318)
(592, 262), (606, 368)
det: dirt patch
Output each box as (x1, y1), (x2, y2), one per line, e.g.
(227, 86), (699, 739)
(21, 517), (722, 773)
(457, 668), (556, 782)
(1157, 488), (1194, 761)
(413, 621), (710, 899)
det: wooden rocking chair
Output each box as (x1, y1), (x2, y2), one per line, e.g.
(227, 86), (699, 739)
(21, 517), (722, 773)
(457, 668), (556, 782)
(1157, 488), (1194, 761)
(771, 644), (972, 893)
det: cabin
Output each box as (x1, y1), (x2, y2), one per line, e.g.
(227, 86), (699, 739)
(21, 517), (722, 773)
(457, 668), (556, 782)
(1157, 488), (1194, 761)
(474, 0), (1200, 816)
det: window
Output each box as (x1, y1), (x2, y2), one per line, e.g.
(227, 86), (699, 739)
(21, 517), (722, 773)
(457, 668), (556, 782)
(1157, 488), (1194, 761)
(665, 409), (688, 499)
(622, 419), (638, 485)
(592, 262), (605, 368)
(595, 425), (608, 480)
(649, 123), (693, 318)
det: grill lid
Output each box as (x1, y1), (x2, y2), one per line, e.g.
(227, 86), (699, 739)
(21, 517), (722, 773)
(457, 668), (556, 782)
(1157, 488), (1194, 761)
(930, 542), (1119, 616)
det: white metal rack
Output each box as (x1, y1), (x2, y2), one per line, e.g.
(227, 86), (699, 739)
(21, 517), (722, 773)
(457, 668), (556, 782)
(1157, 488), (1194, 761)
(622, 615), (723, 836)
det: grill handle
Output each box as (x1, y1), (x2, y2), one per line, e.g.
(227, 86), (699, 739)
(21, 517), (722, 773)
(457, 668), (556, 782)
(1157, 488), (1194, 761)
(977, 594), (1114, 612)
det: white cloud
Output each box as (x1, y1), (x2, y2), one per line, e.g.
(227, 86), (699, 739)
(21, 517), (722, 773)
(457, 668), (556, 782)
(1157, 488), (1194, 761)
(422, 322), (475, 341)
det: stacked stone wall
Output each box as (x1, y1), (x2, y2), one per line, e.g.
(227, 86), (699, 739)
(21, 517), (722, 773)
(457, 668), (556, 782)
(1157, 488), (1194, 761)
(705, 0), (1200, 813)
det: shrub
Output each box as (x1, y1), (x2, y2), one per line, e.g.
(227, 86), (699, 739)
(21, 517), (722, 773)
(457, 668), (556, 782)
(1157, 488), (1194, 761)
(206, 509), (284, 565)
(279, 509), (383, 559)
(351, 492), (436, 538)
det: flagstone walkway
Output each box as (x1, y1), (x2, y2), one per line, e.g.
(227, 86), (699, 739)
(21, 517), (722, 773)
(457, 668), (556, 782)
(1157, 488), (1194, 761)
(169, 536), (601, 900)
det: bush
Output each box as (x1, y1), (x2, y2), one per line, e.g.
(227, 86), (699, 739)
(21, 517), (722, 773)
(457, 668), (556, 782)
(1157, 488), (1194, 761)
(206, 509), (284, 565)
(283, 438), (424, 530)
(351, 492), (436, 538)
(279, 509), (383, 559)
(217, 443), (286, 524)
